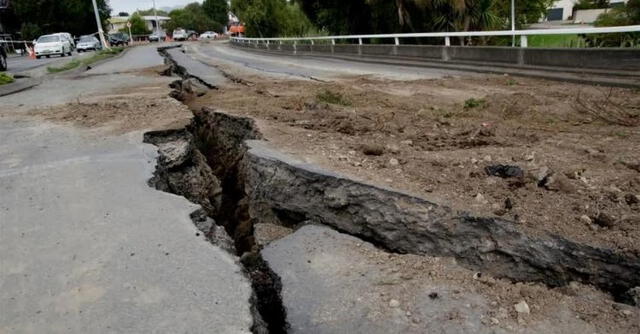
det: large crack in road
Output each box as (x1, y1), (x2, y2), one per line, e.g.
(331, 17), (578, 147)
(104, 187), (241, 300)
(145, 45), (639, 333)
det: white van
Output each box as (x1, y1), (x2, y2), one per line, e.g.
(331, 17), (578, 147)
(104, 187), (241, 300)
(53, 33), (75, 51)
(34, 34), (72, 58)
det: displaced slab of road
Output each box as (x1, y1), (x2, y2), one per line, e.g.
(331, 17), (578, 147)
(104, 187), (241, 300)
(190, 41), (470, 81)
(0, 44), (254, 333)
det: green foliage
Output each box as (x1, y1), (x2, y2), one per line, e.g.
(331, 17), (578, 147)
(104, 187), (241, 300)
(231, 0), (317, 37)
(8, 0), (111, 37)
(47, 47), (124, 73)
(574, 0), (610, 10)
(591, 0), (640, 46)
(316, 90), (352, 106)
(20, 22), (42, 41)
(203, 0), (229, 27)
(528, 34), (585, 47)
(122, 13), (150, 35)
(47, 59), (82, 73)
(464, 98), (486, 109)
(295, 0), (552, 39)
(163, 3), (223, 33)
(0, 73), (15, 85)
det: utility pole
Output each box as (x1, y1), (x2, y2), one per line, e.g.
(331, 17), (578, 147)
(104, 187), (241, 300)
(511, 0), (515, 47)
(153, 0), (159, 36)
(92, 0), (110, 50)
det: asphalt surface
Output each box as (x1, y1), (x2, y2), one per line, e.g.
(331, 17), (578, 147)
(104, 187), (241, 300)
(0, 44), (254, 333)
(5, 51), (88, 75)
(189, 41), (470, 81)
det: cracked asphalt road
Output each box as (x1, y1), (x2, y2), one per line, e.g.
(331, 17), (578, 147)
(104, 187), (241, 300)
(0, 44), (254, 333)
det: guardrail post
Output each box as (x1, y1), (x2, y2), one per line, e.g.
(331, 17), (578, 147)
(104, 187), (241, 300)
(293, 41), (297, 55)
(358, 38), (363, 56)
(331, 39), (335, 54)
(278, 40), (282, 51)
(442, 36), (451, 62)
(393, 37), (399, 56)
(520, 35), (528, 48)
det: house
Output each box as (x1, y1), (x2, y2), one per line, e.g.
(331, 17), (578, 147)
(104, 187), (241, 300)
(108, 16), (171, 34)
(545, 0), (628, 22)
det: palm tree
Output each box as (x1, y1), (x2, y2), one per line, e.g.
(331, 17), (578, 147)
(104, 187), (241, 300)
(393, 0), (501, 33)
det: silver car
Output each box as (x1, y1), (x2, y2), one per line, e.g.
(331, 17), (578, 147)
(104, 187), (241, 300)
(76, 35), (101, 52)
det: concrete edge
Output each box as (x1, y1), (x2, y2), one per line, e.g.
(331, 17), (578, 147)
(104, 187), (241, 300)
(52, 46), (133, 78)
(0, 77), (42, 97)
(231, 44), (640, 88)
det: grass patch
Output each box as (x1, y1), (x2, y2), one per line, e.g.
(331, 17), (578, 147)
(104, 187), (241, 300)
(47, 59), (82, 73)
(0, 72), (15, 85)
(528, 34), (583, 48)
(463, 98), (485, 109)
(316, 89), (352, 106)
(47, 47), (124, 73)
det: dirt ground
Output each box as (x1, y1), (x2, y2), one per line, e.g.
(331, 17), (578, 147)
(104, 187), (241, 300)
(337, 226), (638, 333)
(188, 73), (640, 255)
(18, 68), (192, 135)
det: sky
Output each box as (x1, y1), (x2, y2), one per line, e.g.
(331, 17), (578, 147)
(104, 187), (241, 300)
(109, 0), (203, 14)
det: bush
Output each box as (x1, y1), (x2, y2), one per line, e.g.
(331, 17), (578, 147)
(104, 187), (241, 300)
(0, 73), (15, 85)
(464, 98), (486, 109)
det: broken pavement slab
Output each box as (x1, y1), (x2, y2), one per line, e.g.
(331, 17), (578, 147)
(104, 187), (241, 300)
(0, 121), (255, 333)
(262, 224), (639, 334)
(0, 44), (256, 333)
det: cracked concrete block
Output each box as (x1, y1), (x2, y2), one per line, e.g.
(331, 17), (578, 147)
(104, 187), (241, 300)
(263, 225), (621, 333)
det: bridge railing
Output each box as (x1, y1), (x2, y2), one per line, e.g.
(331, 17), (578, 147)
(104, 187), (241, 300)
(230, 25), (640, 48)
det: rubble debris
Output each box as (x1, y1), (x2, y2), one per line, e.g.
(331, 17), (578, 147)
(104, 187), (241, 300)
(485, 164), (524, 178)
(593, 212), (617, 228)
(360, 144), (385, 156)
(514, 300), (530, 314)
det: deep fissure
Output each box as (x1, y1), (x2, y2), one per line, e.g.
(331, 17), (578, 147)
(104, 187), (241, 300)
(148, 47), (639, 334)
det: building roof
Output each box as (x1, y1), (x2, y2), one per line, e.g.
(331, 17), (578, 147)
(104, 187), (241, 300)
(109, 17), (129, 24)
(141, 16), (171, 22)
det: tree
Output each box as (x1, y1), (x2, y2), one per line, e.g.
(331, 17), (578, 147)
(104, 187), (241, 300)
(231, 0), (317, 37)
(163, 3), (223, 33)
(121, 13), (150, 35)
(6, 0), (111, 37)
(574, 0), (610, 10)
(203, 0), (229, 27)
(20, 22), (41, 41)
(590, 0), (640, 46)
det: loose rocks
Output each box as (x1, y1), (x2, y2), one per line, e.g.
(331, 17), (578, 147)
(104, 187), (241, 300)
(485, 164), (524, 178)
(514, 300), (530, 314)
(361, 144), (385, 156)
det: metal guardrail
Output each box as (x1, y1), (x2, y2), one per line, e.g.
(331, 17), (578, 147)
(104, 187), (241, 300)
(231, 25), (640, 47)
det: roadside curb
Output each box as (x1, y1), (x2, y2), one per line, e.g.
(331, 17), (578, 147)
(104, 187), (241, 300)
(0, 77), (42, 97)
(230, 44), (640, 88)
(55, 46), (133, 78)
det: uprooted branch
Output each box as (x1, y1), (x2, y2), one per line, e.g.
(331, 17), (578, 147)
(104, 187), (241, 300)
(573, 88), (640, 127)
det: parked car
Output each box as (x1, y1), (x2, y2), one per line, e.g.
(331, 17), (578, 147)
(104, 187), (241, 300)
(76, 35), (101, 52)
(199, 31), (219, 40)
(0, 46), (7, 71)
(149, 30), (166, 42)
(186, 30), (198, 40)
(34, 34), (72, 58)
(54, 32), (75, 51)
(173, 28), (187, 41)
(108, 33), (129, 46)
